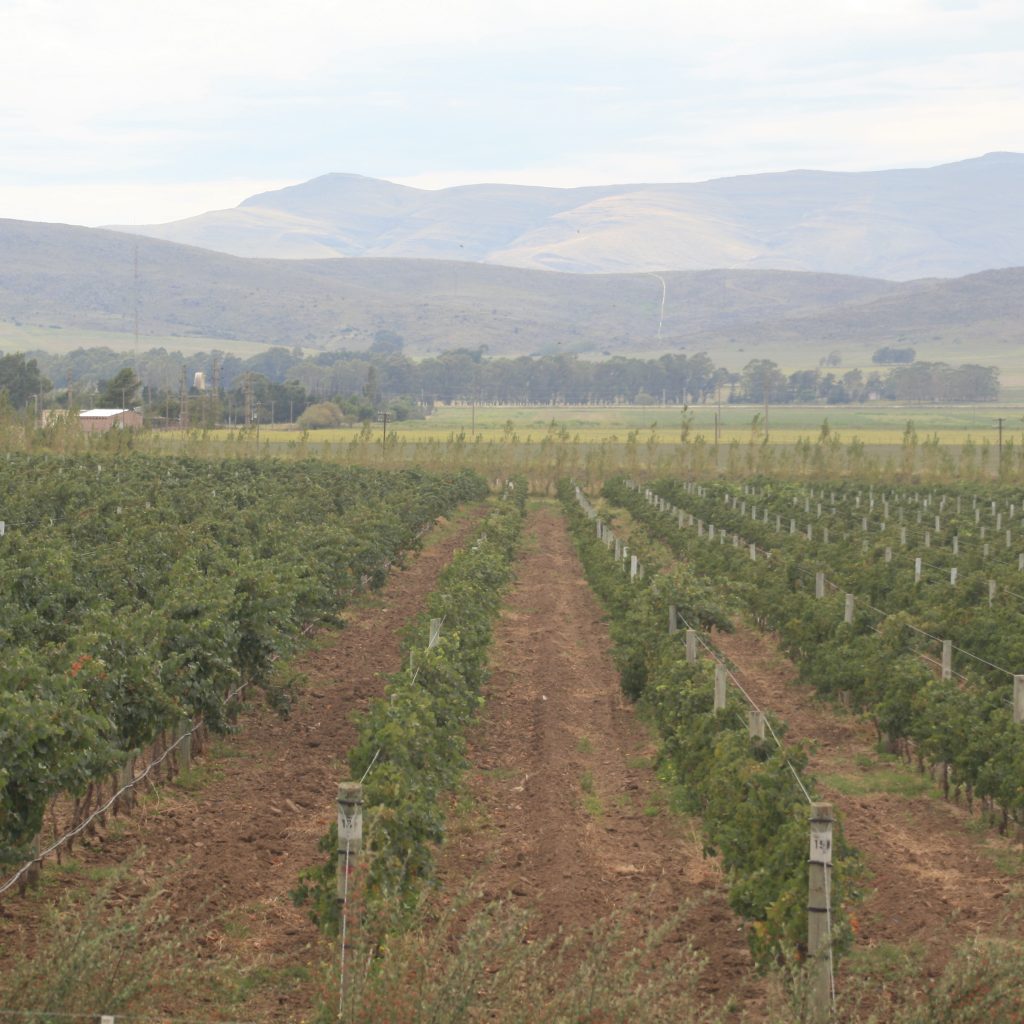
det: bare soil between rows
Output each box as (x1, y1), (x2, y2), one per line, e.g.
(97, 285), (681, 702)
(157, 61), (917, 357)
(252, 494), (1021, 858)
(711, 622), (1024, 985)
(434, 504), (769, 1013)
(0, 504), (490, 1022)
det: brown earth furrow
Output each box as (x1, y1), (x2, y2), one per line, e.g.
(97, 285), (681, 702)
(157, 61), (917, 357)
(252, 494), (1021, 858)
(711, 623), (1024, 978)
(0, 503), (490, 1022)
(435, 505), (768, 1009)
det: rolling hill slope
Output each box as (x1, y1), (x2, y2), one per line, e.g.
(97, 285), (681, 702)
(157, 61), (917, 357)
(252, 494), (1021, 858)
(108, 153), (1024, 280)
(2, 218), (1022, 365)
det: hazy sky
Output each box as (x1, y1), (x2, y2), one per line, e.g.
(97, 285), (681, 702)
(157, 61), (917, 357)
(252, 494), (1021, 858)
(3, 0), (1022, 225)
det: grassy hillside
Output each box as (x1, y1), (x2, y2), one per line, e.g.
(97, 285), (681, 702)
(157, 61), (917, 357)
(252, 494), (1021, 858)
(2, 219), (1022, 376)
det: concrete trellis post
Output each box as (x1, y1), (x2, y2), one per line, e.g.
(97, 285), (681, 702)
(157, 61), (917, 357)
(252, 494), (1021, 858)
(988, 580), (997, 607)
(915, 557), (922, 583)
(808, 803), (834, 1024)
(941, 640), (952, 680)
(630, 555), (639, 580)
(336, 780), (363, 962)
(686, 629), (698, 663)
(1014, 676), (1024, 724)
(748, 709), (766, 739)
(815, 572), (825, 599)
(884, 547), (892, 563)
(952, 536), (958, 556)
(951, 567), (958, 585)
(844, 593), (854, 625)
(714, 663), (727, 710)
(749, 543), (757, 561)
(669, 605), (678, 635)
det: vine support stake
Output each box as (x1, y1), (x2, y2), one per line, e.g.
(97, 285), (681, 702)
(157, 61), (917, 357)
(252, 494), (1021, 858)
(808, 802), (835, 1024)
(815, 572), (825, 599)
(337, 781), (363, 1018)
(1014, 676), (1024, 725)
(668, 605), (678, 635)
(941, 640), (952, 681)
(844, 594), (854, 625)
(714, 663), (727, 710)
(747, 708), (765, 739)
(686, 629), (698, 664)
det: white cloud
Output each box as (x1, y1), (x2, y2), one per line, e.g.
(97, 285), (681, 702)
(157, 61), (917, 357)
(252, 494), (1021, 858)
(0, 179), (294, 227)
(1, 0), (1022, 223)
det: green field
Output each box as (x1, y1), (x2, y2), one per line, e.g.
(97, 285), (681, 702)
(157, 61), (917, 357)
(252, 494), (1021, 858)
(236, 401), (1024, 448)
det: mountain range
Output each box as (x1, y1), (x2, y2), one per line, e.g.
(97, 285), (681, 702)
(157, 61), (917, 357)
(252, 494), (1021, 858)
(2, 218), (1022, 363)
(109, 153), (1024, 280)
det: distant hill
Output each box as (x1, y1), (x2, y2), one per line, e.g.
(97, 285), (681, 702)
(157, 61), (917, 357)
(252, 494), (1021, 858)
(108, 153), (1024, 280)
(2, 219), (1023, 367)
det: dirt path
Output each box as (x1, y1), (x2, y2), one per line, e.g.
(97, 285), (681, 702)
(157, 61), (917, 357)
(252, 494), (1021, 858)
(0, 504), (489, 1022)
(435, 504), (768, 1011)
(712, 622), (1024, 980)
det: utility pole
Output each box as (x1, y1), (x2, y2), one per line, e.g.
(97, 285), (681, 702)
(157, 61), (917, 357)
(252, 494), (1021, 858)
(179, 366), (188, 431)
(377, 410), (390, 450)
(212, 360), (222, 429)
(133, 241), (140, 379)
(243, 373), (254, 428)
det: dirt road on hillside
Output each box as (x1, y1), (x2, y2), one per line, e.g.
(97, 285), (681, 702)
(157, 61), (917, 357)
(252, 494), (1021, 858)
(0, 505), (489, 1023)
(435, 505), (768, 1011)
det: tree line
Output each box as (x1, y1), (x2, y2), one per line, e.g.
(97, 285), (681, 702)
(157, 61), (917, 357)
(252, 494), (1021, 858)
(0, 345), (1000, 422)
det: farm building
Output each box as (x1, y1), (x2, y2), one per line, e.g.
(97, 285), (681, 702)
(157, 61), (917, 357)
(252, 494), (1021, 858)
(77, 408), (143, 432)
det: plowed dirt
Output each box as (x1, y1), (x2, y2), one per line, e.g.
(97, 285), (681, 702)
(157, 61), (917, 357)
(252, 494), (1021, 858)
(712, 623), (1024, 987)
(435, 505), (769, 1012)
(0, 504), (490, 1022)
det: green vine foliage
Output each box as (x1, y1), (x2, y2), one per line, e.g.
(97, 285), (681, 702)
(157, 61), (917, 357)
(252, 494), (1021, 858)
(623, 474), (1024, 831)
(0, 454), (487, 864)
(295, 481), (526, 937)
(561, 479), (856, 969)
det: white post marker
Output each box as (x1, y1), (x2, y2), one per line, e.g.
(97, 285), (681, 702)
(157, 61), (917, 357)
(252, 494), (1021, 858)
(844, 594), (854, 625)
(942, 639), (952, 680)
